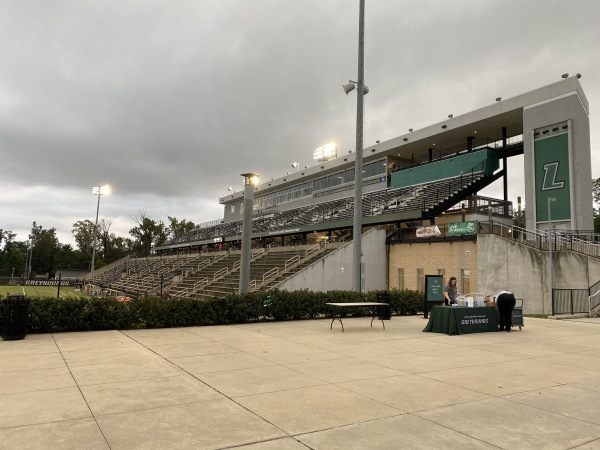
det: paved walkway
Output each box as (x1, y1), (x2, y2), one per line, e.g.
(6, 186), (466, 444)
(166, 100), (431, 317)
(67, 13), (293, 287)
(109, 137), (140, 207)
(1, 316), (600, 449)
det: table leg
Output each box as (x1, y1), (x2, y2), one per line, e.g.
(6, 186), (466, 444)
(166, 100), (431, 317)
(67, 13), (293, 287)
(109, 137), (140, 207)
(370, 308), (385, 330)
(330, 316), (344, 332)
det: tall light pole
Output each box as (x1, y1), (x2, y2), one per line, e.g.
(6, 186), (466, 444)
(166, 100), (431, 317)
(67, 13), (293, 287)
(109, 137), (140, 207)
(91, 185), (110, 274)
(547, 197), (556, 315)
(239, 173), (258, 294)
(343, 0), (366, 292)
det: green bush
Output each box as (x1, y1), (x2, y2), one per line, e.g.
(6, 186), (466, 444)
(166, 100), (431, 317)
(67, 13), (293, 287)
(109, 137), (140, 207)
(0, 289), (424, 334)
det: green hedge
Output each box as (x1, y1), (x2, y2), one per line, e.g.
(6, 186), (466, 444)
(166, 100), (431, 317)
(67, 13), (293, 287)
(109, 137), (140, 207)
(1, 289), (423, 334)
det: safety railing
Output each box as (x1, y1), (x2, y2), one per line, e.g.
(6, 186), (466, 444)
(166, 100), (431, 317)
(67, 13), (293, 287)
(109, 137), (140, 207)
(589, 289), (600, 317)
(552, 289), (590, 315)
(285, 255), (300, 271)
(263, 267), (279, 282)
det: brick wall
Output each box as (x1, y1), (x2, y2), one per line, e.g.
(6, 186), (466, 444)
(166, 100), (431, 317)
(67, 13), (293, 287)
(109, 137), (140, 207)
(388, 240), (479, 294)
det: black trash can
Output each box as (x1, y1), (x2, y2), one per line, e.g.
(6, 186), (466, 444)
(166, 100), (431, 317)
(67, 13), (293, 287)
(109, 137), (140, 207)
(376, 291), (391, 320)
(1, 295), (30, 340)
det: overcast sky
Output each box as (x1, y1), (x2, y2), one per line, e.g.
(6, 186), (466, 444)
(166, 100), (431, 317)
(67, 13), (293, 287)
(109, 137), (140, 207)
(1, 0), (599, 247)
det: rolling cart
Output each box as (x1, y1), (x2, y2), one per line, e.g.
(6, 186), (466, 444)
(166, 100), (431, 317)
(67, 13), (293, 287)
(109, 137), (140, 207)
(512, 298), (524, 331)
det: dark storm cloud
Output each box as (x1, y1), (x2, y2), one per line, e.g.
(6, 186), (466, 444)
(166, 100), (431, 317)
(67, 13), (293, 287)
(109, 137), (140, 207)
(1, 0), (599, 245)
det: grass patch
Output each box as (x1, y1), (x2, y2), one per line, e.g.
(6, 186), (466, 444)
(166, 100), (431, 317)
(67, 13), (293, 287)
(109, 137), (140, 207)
(0, 285), (91, 300)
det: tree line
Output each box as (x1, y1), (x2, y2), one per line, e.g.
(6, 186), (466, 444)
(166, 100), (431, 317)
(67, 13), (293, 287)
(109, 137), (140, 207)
(2, 179), (599, 279)
(0, 212), (196, 278)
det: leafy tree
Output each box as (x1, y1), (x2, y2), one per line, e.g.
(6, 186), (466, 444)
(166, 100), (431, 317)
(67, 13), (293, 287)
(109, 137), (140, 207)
(167, 216), (196, 240)
(72, 220), (95, 255)
(30, 224), (60, 277)
(154, 221), (169, 248)
(0, 230), (27, 277)
(129, 211), (160, 256)
(512, 208), (526, 228)
(104, 234), (133, 263)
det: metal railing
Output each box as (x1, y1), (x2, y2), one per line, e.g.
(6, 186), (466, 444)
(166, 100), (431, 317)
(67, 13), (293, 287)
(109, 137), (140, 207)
(305, 244), (320, 257)
(552, 288), (590, 315)
(214, 267), (228, 280)
(263, 267), (279, 282)
(285, 255), (300, 271)
(589, 289), (600, 317)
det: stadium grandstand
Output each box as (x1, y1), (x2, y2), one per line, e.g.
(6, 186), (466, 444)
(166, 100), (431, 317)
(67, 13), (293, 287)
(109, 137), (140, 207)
(85, 77), (599, 317)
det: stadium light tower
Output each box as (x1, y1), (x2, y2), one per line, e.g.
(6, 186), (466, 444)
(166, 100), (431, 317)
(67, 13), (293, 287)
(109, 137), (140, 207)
(90, 185), (110, 274)
(239, 173), (259, 294)
(343, 0), (367, 292)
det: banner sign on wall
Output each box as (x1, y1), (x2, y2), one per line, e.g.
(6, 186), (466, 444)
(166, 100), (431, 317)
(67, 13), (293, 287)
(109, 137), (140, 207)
(534, 133), (571, 222)
(447, 221), (478, 236)
(416, 225), (441, 238)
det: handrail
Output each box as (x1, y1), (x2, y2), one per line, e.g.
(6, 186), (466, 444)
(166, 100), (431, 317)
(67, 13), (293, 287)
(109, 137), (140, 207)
(194, 278), (209, 290)
(214, 267), (228, 280)
(263, 267), (279, 282)
(285, 255), (300, 271)
(305, 244), (320, 257)
(214, 252), (227, 262)
(249, 280), (257, 289)
(589, 289), (600, 317)
(252, 248), (265, 258)
(233, 260), (241, 270)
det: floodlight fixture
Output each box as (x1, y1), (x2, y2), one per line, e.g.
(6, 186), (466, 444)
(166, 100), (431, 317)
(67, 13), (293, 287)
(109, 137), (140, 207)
(496, 97), (502, 102)
(92, 185), (110, 196)
(241, 173), (259, 186)
(561, 73), (569, 79)
(313, 141), (338, 162)
(577, 73), (582, 79)
(408, 128), (413, 132)
(448, 114), (453, 119)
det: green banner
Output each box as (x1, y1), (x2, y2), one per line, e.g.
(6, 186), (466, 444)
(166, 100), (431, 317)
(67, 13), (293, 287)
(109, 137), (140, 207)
(534, 133), (571, 222)
(423, 306), (498, 335)
(447, 220), (478, 236)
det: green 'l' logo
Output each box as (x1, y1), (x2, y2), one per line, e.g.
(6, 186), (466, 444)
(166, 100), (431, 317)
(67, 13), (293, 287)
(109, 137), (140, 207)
(541, 162), (565, 191)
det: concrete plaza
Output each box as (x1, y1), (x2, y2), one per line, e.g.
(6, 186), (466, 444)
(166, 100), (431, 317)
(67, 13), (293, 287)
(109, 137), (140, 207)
(1, 315), (600, 449)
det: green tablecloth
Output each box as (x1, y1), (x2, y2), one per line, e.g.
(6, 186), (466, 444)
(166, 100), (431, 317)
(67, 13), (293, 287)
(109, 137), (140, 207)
(423, 306), (498, 335)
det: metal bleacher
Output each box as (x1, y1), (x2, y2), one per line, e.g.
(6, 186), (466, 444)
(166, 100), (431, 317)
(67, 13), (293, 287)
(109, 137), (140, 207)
(162, 159), (493, 248)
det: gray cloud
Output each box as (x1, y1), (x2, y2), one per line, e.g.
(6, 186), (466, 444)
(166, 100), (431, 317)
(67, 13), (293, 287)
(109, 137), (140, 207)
(1, 0), (599, 246)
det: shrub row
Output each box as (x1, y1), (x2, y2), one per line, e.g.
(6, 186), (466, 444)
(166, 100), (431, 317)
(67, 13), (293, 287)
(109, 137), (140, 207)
(1, 289), (424, 334)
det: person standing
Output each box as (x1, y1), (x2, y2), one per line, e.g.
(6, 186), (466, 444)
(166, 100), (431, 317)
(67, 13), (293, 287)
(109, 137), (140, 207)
(495, 290), (516, 332)
(443, 277), (458, 306)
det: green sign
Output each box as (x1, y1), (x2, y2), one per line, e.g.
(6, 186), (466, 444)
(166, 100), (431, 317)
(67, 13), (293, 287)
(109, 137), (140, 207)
(447, 220), (478, 236)
(534, 133), (571, 222)
(425, 275), (444, 302)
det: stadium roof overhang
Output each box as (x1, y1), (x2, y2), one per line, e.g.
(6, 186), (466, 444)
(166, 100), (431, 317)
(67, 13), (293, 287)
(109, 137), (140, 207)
(220, 77), (586, 205)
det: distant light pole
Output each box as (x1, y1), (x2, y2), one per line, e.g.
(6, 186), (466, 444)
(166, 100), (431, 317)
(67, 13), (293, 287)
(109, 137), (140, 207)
(25, 221), (36, 280)
(547, 197), (557, 315)
(239, 173), (258, 294)
(342, 0), (367, 292)
(91, 185), (110, 274)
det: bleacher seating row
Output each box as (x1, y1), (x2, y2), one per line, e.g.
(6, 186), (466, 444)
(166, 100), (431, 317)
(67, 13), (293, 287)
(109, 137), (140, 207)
(165, 168), (488, 247)
(89, 244), (340, 299)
